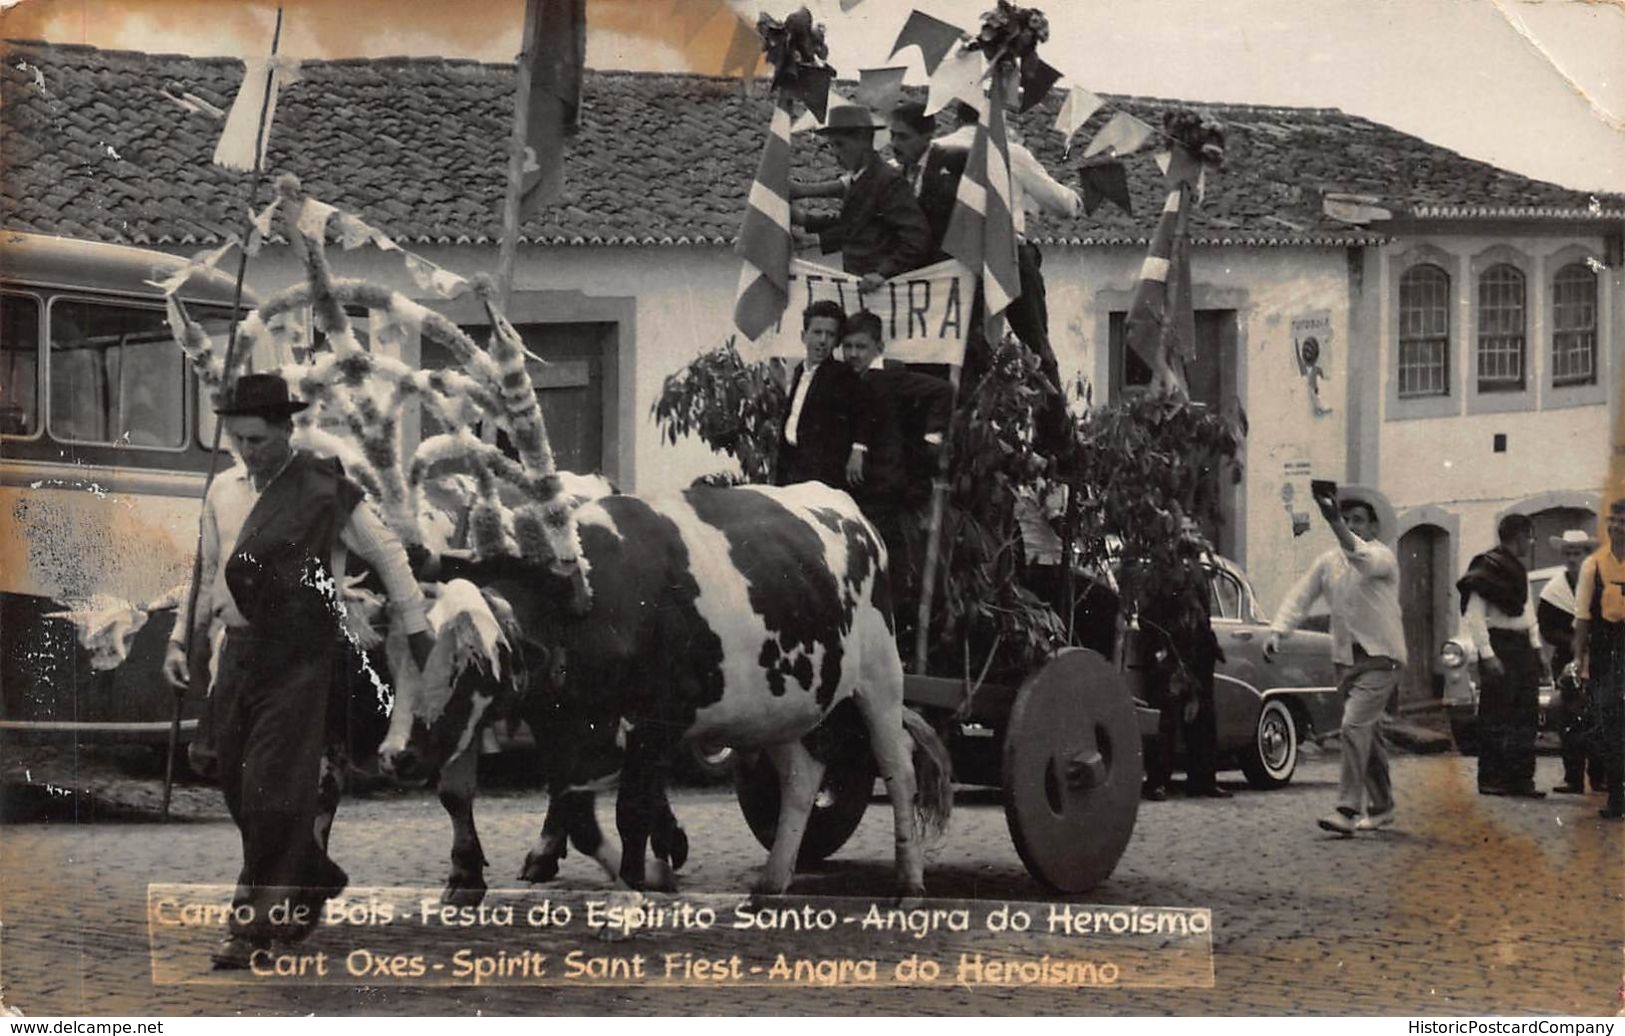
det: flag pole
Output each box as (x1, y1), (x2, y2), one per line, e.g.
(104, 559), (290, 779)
(915, 69), (1014, 677)
(496, 0), (543, 314)
(164, 5), (284, 821)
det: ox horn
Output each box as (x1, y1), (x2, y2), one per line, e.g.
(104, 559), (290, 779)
(471, 274), (557, 484)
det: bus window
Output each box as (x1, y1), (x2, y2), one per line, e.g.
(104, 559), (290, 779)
(1, 292), (41, 437)
(49, 299), (186, 449)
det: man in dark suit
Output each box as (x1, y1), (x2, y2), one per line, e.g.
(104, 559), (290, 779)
(776, 300), (862, 488)
(841, 310), (953, 638)
(791, 105), (932, 294)
(887, 102), (967, 262)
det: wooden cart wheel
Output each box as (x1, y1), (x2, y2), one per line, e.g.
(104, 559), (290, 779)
(1002, 647), (1142, 893)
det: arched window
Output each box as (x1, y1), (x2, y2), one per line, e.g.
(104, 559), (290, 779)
(1398, 264), (1450, 398)
(1551, 262), (1598, 387)
(1476, 263), (1525, 392)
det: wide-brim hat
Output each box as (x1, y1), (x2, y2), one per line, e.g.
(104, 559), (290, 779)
(214, 372), (309, 418)
(814, 104), (884, 134)
(1549, 528), (1599, 551)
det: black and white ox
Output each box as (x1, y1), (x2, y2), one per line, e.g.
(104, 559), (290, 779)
(379, 480), (953, 902)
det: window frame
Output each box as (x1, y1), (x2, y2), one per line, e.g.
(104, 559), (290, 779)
(1474, 262), (1527, 393)
(1396, 263), (1452, 400)
(44, 293), (193, 457)
(0, 290), (47, 443)
(1550, 261), (1598, 389)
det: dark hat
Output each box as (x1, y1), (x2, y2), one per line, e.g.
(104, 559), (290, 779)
(814, 104), (884, 134)
(214, 372), (309, 418)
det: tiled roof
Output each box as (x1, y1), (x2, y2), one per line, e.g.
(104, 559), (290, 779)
(4, 39), (1620, 250)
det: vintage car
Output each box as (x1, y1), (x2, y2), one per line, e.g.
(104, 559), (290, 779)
(946, 554), (1341, 791)
(1437, 564), (1562, 755)
(1150, 555), (1341, 788)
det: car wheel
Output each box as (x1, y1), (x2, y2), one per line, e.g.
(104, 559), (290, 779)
(1241, 698), (1298, 789)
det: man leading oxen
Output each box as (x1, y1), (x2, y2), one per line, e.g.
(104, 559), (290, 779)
(384, 479), (953, 902)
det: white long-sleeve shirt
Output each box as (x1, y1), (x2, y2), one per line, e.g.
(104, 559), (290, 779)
(938, 126), (1081, 236)
(1462, 589), (1540, 661)
(1272, 537), (1408, 666)
(172, 458), (428, 643)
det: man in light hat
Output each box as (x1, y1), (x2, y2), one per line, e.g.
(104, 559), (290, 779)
(1267, 487), (1407, 835)
(1540, 527), (1605, 794)
(162, 373), (434, 968)
(790, 103), (932, 295)
(1574, 499), (1625, 819)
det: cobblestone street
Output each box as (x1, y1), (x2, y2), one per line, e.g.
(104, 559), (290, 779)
(1, 747), (1620, 1016)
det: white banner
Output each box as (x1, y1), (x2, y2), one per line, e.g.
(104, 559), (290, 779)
(738, 258), (977, 366)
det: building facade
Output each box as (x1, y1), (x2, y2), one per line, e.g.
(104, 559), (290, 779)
(3, 41), (1621, 701)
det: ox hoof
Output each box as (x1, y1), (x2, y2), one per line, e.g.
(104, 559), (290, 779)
(892, 884), (927, 910)
(667, 826), (690, 872)
(441, 881), (488, 909)
(647, 859), (678, 894)
(519, 853), (561, 884)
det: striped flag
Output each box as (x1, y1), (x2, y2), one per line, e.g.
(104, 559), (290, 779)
(941, 80), (1021, 330)
(733, 97), (795, 341)
(1123, 180), (1196, 396)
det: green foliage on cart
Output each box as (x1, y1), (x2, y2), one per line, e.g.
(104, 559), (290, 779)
(650, 337), (1245, 680)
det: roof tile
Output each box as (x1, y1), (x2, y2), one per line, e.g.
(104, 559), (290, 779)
(2, 39), (1618, 249)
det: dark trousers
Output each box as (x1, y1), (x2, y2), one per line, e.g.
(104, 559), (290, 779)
(1590, 622), (1625, 811)
(1477, 630), (1542, 792)
(1183, 689), (1220, 792)
(859, 498), (925, 648)
(1141, 669), (1181, 792)
(213, 629), (347, 943)
(1557, 675), (1606, 790)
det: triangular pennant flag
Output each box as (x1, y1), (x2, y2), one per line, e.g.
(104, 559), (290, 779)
(334, 212), (376, 251)
(1018, 56), (1062, 113)
(1054, 86), (1103, 150)
(840, 0), (866, 9)
(674, 0), (721, 45)
(146, 237), (240, 295)
(244, 198), (279, 256)
(889, 10), (965, 75)
(1083, 111), (1157, 159)
(856, 66), (908, 113)
(213, 55), (300, 172)
(1078, 159), (1132, 216)
(785, 65), (835, 123)
(296, 197), (336, 241)
(924, 45), (984, 117)
(404, 253), (471, 299)
(719, 13), (762, 80)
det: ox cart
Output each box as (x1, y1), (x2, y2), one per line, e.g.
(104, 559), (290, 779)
(732, 427), (1152, 897)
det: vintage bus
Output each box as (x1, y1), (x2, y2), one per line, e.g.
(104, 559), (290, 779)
(0, 230), (253, 748)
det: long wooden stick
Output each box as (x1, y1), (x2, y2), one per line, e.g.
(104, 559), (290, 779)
(914, 364), (962, 673)
(495, 0), (543, 314)
(164, 6), (284, 821)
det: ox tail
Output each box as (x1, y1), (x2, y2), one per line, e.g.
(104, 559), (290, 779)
(901, 707), (953, 844)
